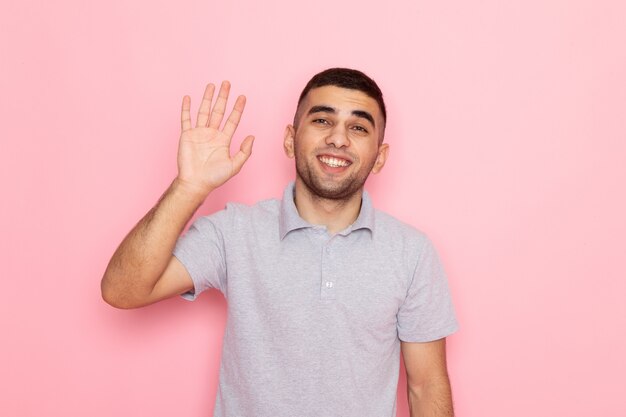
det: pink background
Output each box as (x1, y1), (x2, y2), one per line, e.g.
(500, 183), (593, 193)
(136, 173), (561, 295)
(2, 0), (625, 415)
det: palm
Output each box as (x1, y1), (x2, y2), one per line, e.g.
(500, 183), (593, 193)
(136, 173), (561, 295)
(177, 81), (254, 195)
(179, 127), (236, 186)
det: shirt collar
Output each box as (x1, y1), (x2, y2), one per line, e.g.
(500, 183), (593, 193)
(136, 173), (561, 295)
(279, 182), (375, 240)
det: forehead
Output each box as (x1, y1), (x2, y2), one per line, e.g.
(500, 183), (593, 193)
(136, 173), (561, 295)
(299, 86), (382, 120)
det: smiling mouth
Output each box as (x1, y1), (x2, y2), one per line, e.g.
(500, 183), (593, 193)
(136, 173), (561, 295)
(318, 155), (351, 168)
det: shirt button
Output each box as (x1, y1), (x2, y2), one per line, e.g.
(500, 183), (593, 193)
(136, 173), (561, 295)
(325, 281), (334, 288)
(325, 247), (330, 254)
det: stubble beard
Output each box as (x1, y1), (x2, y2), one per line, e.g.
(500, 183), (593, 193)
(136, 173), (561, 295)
(294, 150), (376, 202)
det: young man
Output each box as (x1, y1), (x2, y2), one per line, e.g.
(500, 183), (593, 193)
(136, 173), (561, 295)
(102, 68), (458, 417)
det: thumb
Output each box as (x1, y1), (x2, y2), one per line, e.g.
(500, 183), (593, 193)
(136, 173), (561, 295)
(231, 135), (255, 174)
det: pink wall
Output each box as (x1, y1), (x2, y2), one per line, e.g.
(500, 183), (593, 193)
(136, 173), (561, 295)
(2, 0), (625, 415)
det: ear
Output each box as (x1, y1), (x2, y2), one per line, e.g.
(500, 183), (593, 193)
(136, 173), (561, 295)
(284, 125), (296, 158)
(371, 143), (389, 174)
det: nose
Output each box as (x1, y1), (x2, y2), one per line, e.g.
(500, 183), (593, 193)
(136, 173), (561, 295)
(325, 125), (350, 148)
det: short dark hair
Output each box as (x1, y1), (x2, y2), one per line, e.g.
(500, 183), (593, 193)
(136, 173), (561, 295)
(296, 68), (387, 127)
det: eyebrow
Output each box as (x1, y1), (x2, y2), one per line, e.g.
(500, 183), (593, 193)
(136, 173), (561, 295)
(352, 110), (376, 128)
(307, 105), (376, 128)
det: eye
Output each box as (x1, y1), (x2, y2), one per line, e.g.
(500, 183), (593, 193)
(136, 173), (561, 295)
(351, 125), (369, 133)
(312, 118), (330, 125)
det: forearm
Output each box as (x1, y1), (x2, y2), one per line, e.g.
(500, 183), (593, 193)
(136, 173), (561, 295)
(101, 179), (208, 307)
(407, 376), (454, 417)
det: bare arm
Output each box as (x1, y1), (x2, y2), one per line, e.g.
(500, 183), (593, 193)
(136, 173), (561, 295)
(402, 338), (454, 417)
(101, 81), (254, 309)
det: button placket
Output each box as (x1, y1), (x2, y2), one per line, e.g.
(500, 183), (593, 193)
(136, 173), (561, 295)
(321, 239), (336, 300)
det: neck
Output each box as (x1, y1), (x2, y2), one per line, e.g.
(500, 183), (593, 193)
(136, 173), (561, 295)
(293, 178), (363, 235)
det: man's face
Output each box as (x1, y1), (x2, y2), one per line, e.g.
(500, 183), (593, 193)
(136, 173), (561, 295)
(284, 86), (389, 200)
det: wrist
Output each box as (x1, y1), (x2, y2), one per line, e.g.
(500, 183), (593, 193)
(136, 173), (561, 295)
(171, 177), (213, 205)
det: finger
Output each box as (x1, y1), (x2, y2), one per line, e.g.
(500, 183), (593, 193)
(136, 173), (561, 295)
(208, 80), (230, 129)
(181, 95), (192, 132)
(196, 83), (215, 127)
(231, 135), (255, 174)
(222, 95), (246, 138)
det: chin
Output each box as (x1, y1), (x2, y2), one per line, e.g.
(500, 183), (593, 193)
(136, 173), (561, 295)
(305, 177), (366, 201)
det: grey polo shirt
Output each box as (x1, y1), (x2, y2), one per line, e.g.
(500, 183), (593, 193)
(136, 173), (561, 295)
(173, 182), (458, 417)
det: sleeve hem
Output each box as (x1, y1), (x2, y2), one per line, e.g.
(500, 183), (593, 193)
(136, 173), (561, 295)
(398, 322), (459, 343)
(173, 252), (202, 301)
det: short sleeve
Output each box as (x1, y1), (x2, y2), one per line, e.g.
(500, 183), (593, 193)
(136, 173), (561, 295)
(397, 237), (459, 342)
(173, 211), (229, 300)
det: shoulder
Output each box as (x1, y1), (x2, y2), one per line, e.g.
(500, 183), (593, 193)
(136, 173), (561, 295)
(374, 209), (430, 247)
(225, 197), (280, 220)
(193, 197), (280, 231)
(372, 209), (440, 266)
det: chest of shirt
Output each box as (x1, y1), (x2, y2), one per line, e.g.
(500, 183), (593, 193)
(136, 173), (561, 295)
(222, 227), (413, 342)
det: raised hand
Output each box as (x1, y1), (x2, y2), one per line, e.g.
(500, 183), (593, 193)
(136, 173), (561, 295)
(176, 81), (254, 198)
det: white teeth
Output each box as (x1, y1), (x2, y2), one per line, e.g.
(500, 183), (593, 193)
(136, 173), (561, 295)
(319, 156), (350, 168)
